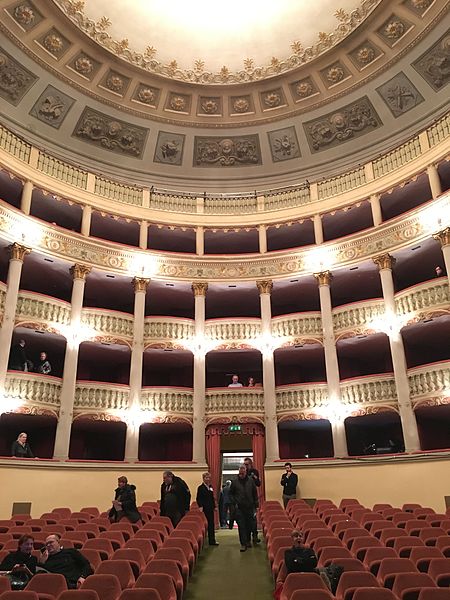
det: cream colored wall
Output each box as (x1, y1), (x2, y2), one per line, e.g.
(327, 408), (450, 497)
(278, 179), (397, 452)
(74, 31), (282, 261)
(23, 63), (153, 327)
(0, 461), (206, 519)
(265, 457), (450, 513)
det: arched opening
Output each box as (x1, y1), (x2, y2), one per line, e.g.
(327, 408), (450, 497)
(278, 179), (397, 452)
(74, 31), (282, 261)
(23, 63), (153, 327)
(278, 418), (333, 459)
(344, 411), (405, 456)
(69, 417), (127, 460)
(138, 421), (193, 461)
(0, 412), (57, 458)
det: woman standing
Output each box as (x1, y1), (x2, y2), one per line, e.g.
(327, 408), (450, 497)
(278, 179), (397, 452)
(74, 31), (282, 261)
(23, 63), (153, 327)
(11, 432), (34, 458)
(108, 476), (141, 523)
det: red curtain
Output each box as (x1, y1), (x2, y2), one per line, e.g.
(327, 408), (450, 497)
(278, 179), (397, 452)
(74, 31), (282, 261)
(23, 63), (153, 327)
(205, 427), (222, 503)
(252, 425), (266, 503)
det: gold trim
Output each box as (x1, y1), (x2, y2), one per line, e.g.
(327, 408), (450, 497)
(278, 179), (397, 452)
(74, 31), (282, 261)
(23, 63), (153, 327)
(373, 253), (396, 271)
(192, 282), (208, 297)
(314, 271), (333, 286)
(433, 227), (450, 247)
(133, 276), (150, 293)
(256, 280), (273, 295)
(9, 242), (31, 261)
(70, 263), (91, 280)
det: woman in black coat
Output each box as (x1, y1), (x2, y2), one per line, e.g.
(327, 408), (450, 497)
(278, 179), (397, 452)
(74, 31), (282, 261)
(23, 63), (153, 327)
(11, 432), (34, 458)
(108, 476), (141, 523)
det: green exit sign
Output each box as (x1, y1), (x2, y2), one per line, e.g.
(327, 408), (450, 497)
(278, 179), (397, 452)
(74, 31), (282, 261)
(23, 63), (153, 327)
(228, 424), (241, 432)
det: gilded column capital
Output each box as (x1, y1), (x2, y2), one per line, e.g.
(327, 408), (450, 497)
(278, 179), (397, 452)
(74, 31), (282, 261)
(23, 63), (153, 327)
(192, 282), (208, 297)
(133, 277), (150, 293)
(256, 280), (273, 295)
(433, 228), (450, 248)
(9, 242), (31, 261)
(313, 271), (333, 286)
(70, 264), (91, 281)
(373, 253), (396, 271)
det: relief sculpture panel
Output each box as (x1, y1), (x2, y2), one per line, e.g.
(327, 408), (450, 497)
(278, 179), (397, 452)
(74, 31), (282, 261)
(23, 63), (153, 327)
(413, 30), (450, 91)
(0, 47), (37, 105)
(194, 135), (261, 167)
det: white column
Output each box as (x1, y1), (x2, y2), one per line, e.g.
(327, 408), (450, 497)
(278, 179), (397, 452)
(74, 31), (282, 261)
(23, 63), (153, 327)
(433, 228), (450, 279)
(257, 280), (279, 462)
(124, 277), (149, 461)
(20, 181), (33, 215)
(0, 243), (31, 390)
(313, 214), (324, 245)
(373, 254), (420, 452)
(314, 271), (348, 457)
(427, 164), (442, 199)
(192, 282), (208, 464)
(53, 264), (91, 459)
(259, 225), (267, 254)
(196, 227), (204, 256)
(81, 205), (92, 237)
(369, 194), (383, 226)
(139, 221), (148, 250)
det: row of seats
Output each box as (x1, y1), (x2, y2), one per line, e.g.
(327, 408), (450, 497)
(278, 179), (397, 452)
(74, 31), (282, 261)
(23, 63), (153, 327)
(261, 498), (450, 600)
(0, 501), (207, 600)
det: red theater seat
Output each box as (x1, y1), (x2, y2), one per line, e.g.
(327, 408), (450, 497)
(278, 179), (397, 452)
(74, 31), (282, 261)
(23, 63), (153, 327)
(81, 574), (121, 600)
(134, 574), (176, 600)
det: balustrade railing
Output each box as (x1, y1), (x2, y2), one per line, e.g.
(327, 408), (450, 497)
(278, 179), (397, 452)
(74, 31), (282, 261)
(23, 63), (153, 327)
(205, 319), (261, 344)
(74, 382), (130, 410)
(264, 187), (310, 210)
(144, 318), (195, 344)
(81, 309), (134, 339)
(140, 387), (193, 413)
(271, 313), (322, 339)
(395, 279), (450, 317)
(5, 372), (61, 407)
(37, 152), (88, 189)
(150, 191), (197, 213)
(372, 137), (421, 178)
(318, 167), (366, 199)
(205, 389), (264, 413)
(16, 292), (71, 328)
(408, 360), (450, 398)
(276, 383), (328, 411)
(333, 300), (385, 333)
(340, 375), (397, 405)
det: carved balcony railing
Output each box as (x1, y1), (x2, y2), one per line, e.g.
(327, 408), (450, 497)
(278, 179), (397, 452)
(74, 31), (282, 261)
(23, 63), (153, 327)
(204, 319), (262, 347)
(140, 387), (193, 413)
(276, 383), (328, 412)
(395, 279), (450, 318)
(408, 360), (450, 399)
(16, 292), (71, 329)
(340, 374), (397, 405)
(205, 389), (265, 414)
(74, 382), (130, 411)
(150, 191), (197, 213)
(271, 313), (322, 341)
(372, 136), (422, 178)
(318, 166), (366, 200)
(333, 300), (385, 334)
(37, 152), (88, 189)
(4, 372), (61, 408)
(204, 195), (258, 214)
(427, 112), (450, 147)
(264, 186), (310, 210)
(95, 177), (143, 206)
(144, 318), (195, 346)
(81, 309), (134, 339)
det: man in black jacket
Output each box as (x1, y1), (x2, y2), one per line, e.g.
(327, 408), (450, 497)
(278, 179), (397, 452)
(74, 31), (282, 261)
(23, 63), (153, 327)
(196, 472), (219, 546)
(281, 462), (298, 508)
(39, 534), (93, 589)
(160, 470), (191, 526)
(243, 456), (261, 544)
(229, 465), (259, 552)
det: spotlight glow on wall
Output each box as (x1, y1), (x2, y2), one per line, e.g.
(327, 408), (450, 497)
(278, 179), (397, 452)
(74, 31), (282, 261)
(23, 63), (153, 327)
(304, 245), (336, 274)
(12, 219), (44, 248)
(319, 395), (350, 424)
(128, 253), (158, 278)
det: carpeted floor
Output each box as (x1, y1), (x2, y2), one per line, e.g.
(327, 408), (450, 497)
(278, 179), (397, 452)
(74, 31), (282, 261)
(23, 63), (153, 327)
(184, 528), (274, 600)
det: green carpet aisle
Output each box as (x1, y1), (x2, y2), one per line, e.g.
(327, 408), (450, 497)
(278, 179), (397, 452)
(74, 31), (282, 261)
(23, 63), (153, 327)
(184, 529), (274, 600)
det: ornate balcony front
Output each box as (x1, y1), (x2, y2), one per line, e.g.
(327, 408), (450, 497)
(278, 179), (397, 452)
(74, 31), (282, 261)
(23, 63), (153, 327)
(140, 387), (193, 414)
(205, 388), (264, 418)
(409, 360), (450, 405)
(395, 279), (450, 320)
(4, 372), (61, 413)
(81, 309), (134, 341)
(16, 291), (71, 331)
(144, 318), (195, 348)
(332, 300), (385, 337)
(340, 374), (397, 407)
(276, 383), (328, 414)
(271, 313), (322, 344)
(204, 319), (262, 349)
(74, 382), (130, 412)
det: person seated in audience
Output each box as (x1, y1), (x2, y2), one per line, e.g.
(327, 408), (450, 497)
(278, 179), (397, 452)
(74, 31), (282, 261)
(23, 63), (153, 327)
(0, 534), (37, 576)
(11, 432), (34, 458)
(35, 351), (51, 375)
(108, 475), (142, 524)
(228, 374), (243, 387)
(39, 533), (93, 589)
(8, 339), (27, 371)
(160, 470), (191, 527)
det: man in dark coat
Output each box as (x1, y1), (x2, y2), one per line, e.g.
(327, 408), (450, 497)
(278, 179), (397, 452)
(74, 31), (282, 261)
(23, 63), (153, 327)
(229, 465), (259, 552)
(8, 339), (27, 371)
(196, 472), (218, 546)
(160, 470), (191, 527)
(281, 462), (298, 508)
(39, 534), (93, 589)
(244, 456), (261, 544)
(108, 476), (141, 523)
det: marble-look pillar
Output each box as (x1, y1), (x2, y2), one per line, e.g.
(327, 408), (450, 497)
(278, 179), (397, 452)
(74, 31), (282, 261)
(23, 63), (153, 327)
(433, 228), (450, 279)
(192, 282), (208, 464)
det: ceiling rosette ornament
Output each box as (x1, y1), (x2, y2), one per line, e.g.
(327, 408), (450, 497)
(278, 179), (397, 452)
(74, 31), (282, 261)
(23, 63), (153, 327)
(52, 0), (382, 84)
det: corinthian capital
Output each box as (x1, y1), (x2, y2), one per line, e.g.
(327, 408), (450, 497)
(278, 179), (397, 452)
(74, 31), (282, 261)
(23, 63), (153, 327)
(70, 264), (91, 281)
(433, 227), (450, 248)
(192, 282), (208, 297)
(256, 280), (273, 295)
(9, 242), (31, 261)
(313, 271), (332, 286)
(373, 253), (396, 271)
(133, 277), (150, 293)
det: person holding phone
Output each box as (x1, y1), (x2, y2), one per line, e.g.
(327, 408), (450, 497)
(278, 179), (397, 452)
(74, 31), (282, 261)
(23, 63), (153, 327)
(39, 534), (93, 589)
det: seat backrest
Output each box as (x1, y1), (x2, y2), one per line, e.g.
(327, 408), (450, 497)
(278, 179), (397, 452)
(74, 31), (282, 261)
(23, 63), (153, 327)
(290, 591), (334, 600)
(337, 558), (367, 572)
(392, 572), (435, 598)
(96, 559), (135, 589)
(335, 570), (379, 599)
(318, 546), (352, 566)
(417, 589), (450, 600)
(283, 572), (328, 597)
(118, 590), (161, 600)
(419, 529), (446, 546)
(0, 578), (10, 593)
(409, 547), (443, 572)
(52, 508), (72, 518)
(377, 558), (417, 588)
(80, 507), (100, 517)
(428, 557), (450, 579)
(124, 539), (154, 562)
(83, 538), (115, 559)
(81, 548), (103, 571)
(27, 572), (68, 596)
(81, 574), (122, 600)
(58, 591), (100, 600)
(380, 528), (409, 546)
(393, 536), (425, 555)
(135, 573), (176, 600)
(0, 593), (40, 600)
(364, 548), (398, 575)
(142, 560), (183, 595)
(352, 588), (397, 600)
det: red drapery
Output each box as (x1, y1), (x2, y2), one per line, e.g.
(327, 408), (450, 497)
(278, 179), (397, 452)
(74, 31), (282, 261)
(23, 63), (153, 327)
(252, 425), (266, 503)
(205, 427), (222, 504)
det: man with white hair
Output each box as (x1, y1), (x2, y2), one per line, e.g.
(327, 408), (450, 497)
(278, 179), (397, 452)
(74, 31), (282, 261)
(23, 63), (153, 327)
(196, 472), (219, 546)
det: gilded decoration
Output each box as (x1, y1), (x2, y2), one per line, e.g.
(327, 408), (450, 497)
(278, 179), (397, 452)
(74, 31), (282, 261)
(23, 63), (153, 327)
(256, 280), (273, 295)
(194, 135), (261, 167)
(373, 253), (396, 270)
(261, 89), (285, 110)
(268, 126), (301, 163)
(350, 41), (382, 68)
(413, 30), (450, 91)
(39, 29), (70, 57)
(230, 96), (253, 114)
(322, 62), (349, 86)
(433, 227), (450, 247)
(73, 107), (148, 158)
(53, 0), (382, 84)
(289, 77), (319, 101)
(8, 2), (43, 31)
(0, 47), (38, 106)
(377, 15), (412, 46)
(67, 52), (100, 81)
(166, 93), (191, 114)
(192, 282), (208, 297)
(132, 276), (150, 293)
(132, 84), (160, 107)
(9, 242), (31, 261)
(376, 72), (424, 117)
(314, 271), (333, 286)
(29, 84), (75, 129)
(153, 131), (185, 166)
(198, 97), (221, 116)
(101, 71), (130, 96)
(304, 96), (382, 152)
(70, 263), (91, 280)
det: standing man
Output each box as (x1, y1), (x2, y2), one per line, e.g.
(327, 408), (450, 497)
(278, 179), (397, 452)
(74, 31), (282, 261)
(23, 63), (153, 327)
(8, 339), (27, 371)
(281, 462), (298, 508)
(160, 470), (191, 527)
(230, 465), (259, 552)
(196, 472), (219, 546)
(243, 456), (261, 544)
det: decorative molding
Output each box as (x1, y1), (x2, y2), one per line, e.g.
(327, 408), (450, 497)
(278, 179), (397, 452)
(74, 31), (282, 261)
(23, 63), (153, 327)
(373, 253), (396, 270)
(340, 375), (398, 405)
(74, 382), (129, 410)
(276, 384), (329, 412)
(153, 131), (185, 166)
(191, 282), (208, 297)
(314, 271), (333, 286)
(205, 390), (265, 415)
(256, 280), (273, 295)
(267, 126), (301, 163)
(29, 84), (75, 128)
(194, 135), (261, 167)
(0, 46), (37, 105)
(412, 28), (450, 91)
(132, 276), (150, 293)
(376, 71), (424, 117)
(433, 227), (450, 247)
(81, 309), (134, 338)
(140, 388), (193, 413)
(9, 242), (31, 261)
(70, 263), (91, 280)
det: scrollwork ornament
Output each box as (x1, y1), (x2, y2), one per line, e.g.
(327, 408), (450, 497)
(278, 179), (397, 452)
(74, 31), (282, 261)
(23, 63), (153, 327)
(296, 81), (313, 98)
(137, 87), (155, 104)
(106, 74), (124, 92)
(169, 95), (187, 111)
(384, 19), (405, 39)
(43, 33), (64, 54)
(232, 97), (250, 113)
(327, 65), (345, 83)
(357, 46), (375, 65)
(263, 92), (281, 108)
(201, 99), (219, 114)
(132, 276), (150, 293)
(74, 56), (93, 75)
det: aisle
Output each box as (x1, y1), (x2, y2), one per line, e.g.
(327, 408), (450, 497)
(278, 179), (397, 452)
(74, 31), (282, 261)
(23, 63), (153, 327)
(184, 529), (274, 600)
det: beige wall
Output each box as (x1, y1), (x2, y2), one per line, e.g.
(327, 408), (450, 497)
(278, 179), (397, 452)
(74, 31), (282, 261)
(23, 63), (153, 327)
(1, 455), (449, 518)
(265, 456), (450, 513)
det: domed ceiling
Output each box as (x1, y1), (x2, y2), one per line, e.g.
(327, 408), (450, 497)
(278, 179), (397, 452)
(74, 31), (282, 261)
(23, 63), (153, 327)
(0, 0), (448, 190)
